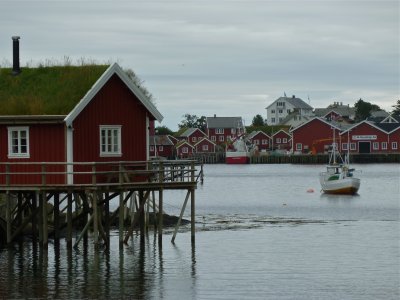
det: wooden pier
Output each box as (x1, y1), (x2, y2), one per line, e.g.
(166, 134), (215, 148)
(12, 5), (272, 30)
(0, 160), (203, 248)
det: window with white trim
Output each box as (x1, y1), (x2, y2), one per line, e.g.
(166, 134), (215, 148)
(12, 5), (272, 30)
(150, 146), (154, 151)
(350, 143), (356, 150)
(373, 142), (379, 150)
(342, 143), (348, 151)
(231, 128), (236, 134)
(159, 146), (164, 152)
(262, 139), (268, 145)
(254, 140), (259, 145)
(276, 138), (281, 144)
(182, 147), (188, 153)
(215, 128), (224, 134)
(392, 142), (398, 150)
(219, 135), (224, 142)
(100, 126), (122, 157)
(381, 142), (387, 150)
(211, 136), (216, 142)
(202, 144), (209, 151)
(8, 127), (30, 158)
(192, 137), (197, 142)
(296, 143), (302, 151)
(282, 138), (287, 143)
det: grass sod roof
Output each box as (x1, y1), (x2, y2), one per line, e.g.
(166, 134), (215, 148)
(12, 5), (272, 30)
(0, 65), (109, 115)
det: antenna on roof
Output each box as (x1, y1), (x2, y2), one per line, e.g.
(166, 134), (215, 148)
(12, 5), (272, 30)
(308, 95), (310, 104)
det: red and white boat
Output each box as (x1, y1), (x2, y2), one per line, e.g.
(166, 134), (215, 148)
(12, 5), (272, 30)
(226, 136), (253, 164)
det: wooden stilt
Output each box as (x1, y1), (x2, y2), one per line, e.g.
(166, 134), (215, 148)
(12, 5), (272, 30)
(139, 191), (145, 236)
(6, 192), (12, 244)
(93, 191), (99, 249)
(158, 188), (163, 245)
(119, 191), (124, 249)
(171, 190), (191, 243)
(74, 214), (94, 248)
(104, 192), (110, 246)
(191, 188), (195, 243)
(67, 192), (73, 249)
(54, 193), (60, 240)
(17, 193), (23, 228)
(31, 193), (37, 243)
(42, 191), (48, 248)
(38, 192), (43, 244)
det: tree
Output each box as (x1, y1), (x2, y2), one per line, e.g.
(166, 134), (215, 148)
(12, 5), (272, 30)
(155, 125), (173, 135)
(392, 99), (400, 114)
(178, 114), (207, 132)
(354, 98), (380, 122)
(252, 114), (265, 126)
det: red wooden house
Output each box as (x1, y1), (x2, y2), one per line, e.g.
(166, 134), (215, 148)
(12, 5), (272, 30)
(206, 116), (245, 145)
(272, 129), (292, 152)
(176, 141), (194, 158)
(0, 63), (163, 185)
(149, 135), (175, 159)
(290, 118), (342, 154)
(339, 121), (397, 154)
(194, 137), (216, 153)
(179, 128), (207, 145)
(247, 131), (271, 152)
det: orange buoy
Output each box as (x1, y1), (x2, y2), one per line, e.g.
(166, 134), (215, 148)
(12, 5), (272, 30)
(307, 188), (314, 193)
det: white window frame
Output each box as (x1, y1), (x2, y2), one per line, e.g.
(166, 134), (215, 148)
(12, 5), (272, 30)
(211, 136), (216, 142)
(231, 128), (236, 134)
(381, 142), (388, 150)
(100, 125), (122, 157)
(342, 143), (348, 151)
(215, 128), (224, 134)
(159, 146), (164, 152)
(392, 142), (398, 150)
(350, 143), (356, 151)
(254, 140), (259, 145)
(150, 146), (154, 152)
(296, 143), (302, 151)
(276, 138), (281, 144)
(8, 126), (30, 158)
(182, 147), (188, 154)
(282, 138), (287, 143)
(373, 142), (379, 150)
(262, 139), (268, 145)
(202, 144), (209, 151)
(219, 135), (224, 142)
(271, 118), (276, 123)
(192, 137), (197, 143)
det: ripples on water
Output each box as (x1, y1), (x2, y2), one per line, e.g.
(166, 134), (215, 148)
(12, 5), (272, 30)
(0, 164), (399, 299)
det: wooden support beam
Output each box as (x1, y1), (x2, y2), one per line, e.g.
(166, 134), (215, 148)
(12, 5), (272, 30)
(42, 191), (48, 248)
(54, 193), (60, 240)
(31, 193), (37, 243)
(73, 214), (94, 248)
(38, 192), (43, 244)
(67, 192), (73, 249)
(119, 190), (124, 249)
(6, 192), (12, 244)
(93, 191), (99, 249)
(123, 190), (150, 244)
(191, 187), (195, 243)
(158, 188), (163, 245)
(171, 190), (191, 244)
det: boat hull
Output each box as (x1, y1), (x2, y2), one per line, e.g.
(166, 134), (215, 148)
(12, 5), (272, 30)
(226, 151), (250, 164)
(319, 175), (360, 195)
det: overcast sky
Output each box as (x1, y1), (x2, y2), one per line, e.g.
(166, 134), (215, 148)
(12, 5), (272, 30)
(1, 0), (399, 130)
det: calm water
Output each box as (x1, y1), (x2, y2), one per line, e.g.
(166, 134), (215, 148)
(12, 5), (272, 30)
(1, 163), (399, 299)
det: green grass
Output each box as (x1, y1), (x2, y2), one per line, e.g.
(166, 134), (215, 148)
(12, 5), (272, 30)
(0, 65), (109, 115)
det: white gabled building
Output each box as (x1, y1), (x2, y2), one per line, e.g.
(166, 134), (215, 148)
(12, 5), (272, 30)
(265, 95), (313, 125)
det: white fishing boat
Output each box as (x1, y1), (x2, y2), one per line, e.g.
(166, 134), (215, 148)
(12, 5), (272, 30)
(319, 131), (360, 195)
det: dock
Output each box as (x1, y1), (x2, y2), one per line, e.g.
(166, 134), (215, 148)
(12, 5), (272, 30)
(0, 160), (203, 249)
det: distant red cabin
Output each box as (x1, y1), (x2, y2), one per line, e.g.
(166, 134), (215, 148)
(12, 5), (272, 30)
(272, 129), (292, 152)
(194, 137), (216, 153)
(176, 141), (194, 158)
(248, 131), (271, 152)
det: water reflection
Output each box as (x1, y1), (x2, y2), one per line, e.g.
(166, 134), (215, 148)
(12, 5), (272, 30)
(0, 234), (198, 299)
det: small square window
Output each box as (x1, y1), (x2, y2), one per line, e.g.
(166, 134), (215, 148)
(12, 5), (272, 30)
(100, 126), (122, 157)
(8, 127), (30, 158)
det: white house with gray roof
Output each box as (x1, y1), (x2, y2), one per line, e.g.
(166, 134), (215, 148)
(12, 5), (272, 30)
(265, 95), (313, 125)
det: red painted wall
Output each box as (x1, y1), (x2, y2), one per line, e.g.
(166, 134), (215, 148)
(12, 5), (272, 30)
(187, 130), (207, 144)
(0, 124), (66, 184)
(195, 139), (215, 153)
(292, 119), (337, 154)
(250, 132), (271, 151)
(72, 74), (149, 183)
(388, 128), (400, 152)
(272, 131), (292, 151)
(343, 122), (389, 153)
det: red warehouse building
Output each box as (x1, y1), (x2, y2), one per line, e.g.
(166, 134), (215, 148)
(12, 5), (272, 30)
(206, 116), (245, 145)
(176, 141), (194, 158)
(340, 120), (400, 154)
(290, 117), (344, 154)
(149, 135), (175, 159)
(0, 62), (163, 185)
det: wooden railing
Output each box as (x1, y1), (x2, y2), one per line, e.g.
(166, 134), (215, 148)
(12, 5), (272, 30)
(0, 160), (203, 187)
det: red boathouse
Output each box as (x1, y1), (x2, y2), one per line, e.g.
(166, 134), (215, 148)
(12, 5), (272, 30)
(0, 63), (163, 185)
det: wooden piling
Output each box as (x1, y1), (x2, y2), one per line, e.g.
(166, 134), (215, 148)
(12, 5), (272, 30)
(67, 192), (73, 248)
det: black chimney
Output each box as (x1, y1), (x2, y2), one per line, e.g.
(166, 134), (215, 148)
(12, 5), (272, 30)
(12, 36), (21, 75)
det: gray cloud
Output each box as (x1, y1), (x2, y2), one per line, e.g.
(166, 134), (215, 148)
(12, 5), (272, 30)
(1, 0), (398, 130)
